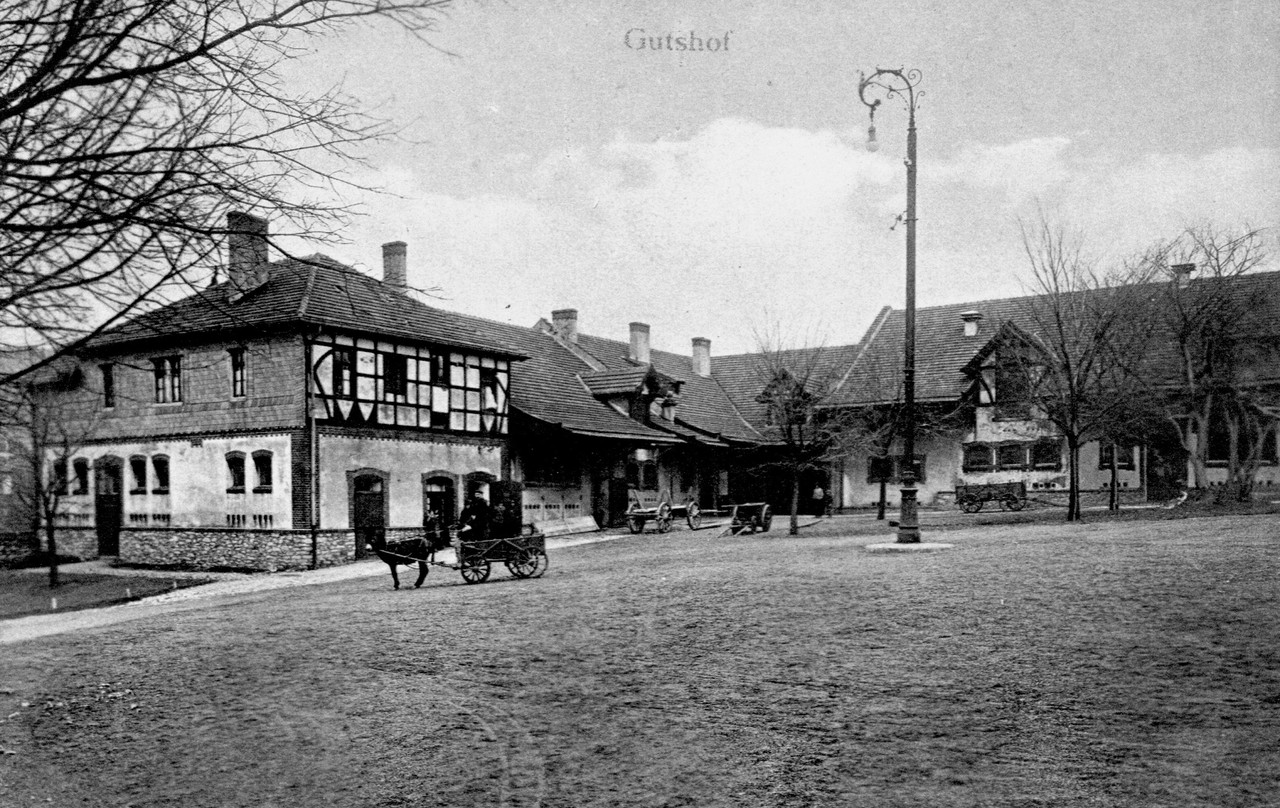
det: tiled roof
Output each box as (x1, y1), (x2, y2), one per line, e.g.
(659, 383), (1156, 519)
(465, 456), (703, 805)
(87, 257), (524, 359)
(714, 343), (866, 432)
(828, 270), (1280, 407)
(580, 368), (656, 396)
(572, 333), (766, 443)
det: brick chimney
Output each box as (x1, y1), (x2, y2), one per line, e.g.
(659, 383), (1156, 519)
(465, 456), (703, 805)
(382, 241), (407, 292)
(960, 310), (983, 338)
(552, 308), (579, 342)
(1171, 263), (1196, 288)
(691, 337), (711, 377)
(227, 211), (269, 295)
(629, 322), (651, 365)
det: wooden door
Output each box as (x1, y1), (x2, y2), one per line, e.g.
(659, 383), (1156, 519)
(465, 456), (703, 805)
(94, 458), (123, 556)
(352, 475), (385, 559)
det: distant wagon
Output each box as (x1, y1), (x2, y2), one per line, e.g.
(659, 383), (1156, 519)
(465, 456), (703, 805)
(954, 481), (1027, 514)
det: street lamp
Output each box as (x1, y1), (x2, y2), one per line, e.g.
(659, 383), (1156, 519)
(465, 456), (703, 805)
(859, 67), (922, 544)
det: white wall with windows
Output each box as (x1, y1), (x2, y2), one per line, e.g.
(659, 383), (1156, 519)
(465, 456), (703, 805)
(48, 434), (292, 529)
(317, 434), (502, 529)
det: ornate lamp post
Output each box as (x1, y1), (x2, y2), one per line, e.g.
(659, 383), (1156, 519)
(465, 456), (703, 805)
(859, 67), (922, 543)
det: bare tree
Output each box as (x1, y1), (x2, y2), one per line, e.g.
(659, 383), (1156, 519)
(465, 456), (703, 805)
(1136, 224), (1275, 499)
(1014, 212), (1161, 521)
(0, 362), (101, 587)
(1, 0), (452, 381)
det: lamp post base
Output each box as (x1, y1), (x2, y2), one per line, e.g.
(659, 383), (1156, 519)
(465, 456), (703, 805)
(897, 484), (921, 543)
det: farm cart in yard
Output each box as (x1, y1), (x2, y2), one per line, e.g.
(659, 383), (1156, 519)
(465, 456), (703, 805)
(625, 489), (706, 533)
(955, 481), (1027, 513)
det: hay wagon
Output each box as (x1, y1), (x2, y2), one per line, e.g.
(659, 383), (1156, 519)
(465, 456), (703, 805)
(954, 481), (1027, 513)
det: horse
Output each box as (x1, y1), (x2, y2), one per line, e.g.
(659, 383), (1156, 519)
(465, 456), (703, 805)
(368, 521), (449, 589)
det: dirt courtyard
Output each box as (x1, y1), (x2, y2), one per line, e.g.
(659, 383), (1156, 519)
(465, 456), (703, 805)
(1, 515), (1277, 807)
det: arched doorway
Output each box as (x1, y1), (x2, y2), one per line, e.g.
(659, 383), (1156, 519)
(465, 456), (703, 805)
(351, 473), (386, 559)
(93, 456), (123, 556)
(422, 475), (456, 527)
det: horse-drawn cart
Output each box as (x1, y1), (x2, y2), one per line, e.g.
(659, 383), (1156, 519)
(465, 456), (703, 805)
(455, 526), (548, 584)
(625, 489), (706, 533)
(954, 481), (1027, 513)
(726, 502), (773, 534)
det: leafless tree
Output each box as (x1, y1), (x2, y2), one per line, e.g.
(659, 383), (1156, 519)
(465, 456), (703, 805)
(0, 361), (102, 587)
(1, 0), (452, 383)
(1133, 224), (1275, 499)
(1014, 211), (1162, 521)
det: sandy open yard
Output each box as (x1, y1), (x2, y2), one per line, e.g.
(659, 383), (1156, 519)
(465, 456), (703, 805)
(1, 514), (1277, 807)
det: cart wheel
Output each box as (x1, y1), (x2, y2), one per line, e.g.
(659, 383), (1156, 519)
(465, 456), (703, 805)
(686, 502), (702, 530)
(960, 497), (982, 514)
(758, 504), (773, 533)
(459, 557), (491, 584)
(1003, 496), (1026, 512)
(506, 548), (548, 579)
(656, 502), (673, 533)
(626, 514), (645, 534)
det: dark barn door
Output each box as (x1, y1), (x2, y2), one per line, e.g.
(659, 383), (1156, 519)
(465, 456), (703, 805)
(353, 475), (385, 559)
(94, 457), (123, 556)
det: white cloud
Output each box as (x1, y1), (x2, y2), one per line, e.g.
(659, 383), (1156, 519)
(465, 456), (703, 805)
(286, 123), (1278, 355)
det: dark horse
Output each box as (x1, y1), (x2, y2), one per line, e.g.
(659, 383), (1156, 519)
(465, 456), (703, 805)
(368, 517), (450, 590)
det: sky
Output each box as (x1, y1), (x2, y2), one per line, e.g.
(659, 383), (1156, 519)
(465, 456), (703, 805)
(277, 0), (1279, 356)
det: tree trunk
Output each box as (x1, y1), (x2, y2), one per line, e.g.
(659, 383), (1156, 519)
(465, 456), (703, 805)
(1108, 447), (1119, 511)
(45, 520), (59, 588)
(789, 467), (800, 535)
(1067, 438), (1081, 521)
(877, 480), (887, 520)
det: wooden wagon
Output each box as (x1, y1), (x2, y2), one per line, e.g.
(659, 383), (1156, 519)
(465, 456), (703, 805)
(454, 525), (548, 584)
(954, 481), (1027, 513)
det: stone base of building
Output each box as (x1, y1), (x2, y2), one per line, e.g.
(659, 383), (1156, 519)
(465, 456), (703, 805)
(118, 527), (362, 572)
(0, 531), (38, 567)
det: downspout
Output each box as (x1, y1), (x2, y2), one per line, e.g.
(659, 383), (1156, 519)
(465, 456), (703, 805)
(304, 336), (319, 569)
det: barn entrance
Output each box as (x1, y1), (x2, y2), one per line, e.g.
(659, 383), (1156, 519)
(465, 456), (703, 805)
(352, 474), (386, 559)
(93, 456), (123, 556)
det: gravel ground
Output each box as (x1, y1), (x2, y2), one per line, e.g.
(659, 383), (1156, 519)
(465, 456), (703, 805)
(1, 514), (1277, 807)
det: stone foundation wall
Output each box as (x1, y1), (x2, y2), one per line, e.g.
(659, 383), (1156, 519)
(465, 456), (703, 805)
(0, 532), (36, 566)
(42, 528), (99, 561)
(119, 527), (359, 572)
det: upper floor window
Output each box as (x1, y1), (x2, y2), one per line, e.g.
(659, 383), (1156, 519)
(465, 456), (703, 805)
(383, 354), (408, 399)
(229, 348), (246, 398)
(129, 455), (147, 494)
(226, 452), (246, 493)
(332, 347), (354, 398)
(153, 356), (182, 403)
(72, 458), (89, 495)
(252, 451), (273, 493)
(152, 455), (170, 494)
(101, 363), (115, 408)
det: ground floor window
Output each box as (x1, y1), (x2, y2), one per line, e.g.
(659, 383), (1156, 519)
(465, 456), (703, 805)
(626, 449), (658, 490)
(1097, 443), (1135, 470)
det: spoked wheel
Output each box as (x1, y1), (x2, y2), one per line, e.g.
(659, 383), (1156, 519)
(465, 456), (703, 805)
(960, 497), (983, 514)
(686, 502), (703, 530)
(1002, 496), (1026, 512)
(506, 548), (548, 579)
(656, 502), (673, 533)
(757, 504), (773, 533)
(459, 556), (491, 584)
(626, 514), (645, 534)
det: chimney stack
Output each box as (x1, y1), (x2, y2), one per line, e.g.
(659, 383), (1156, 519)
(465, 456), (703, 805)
(629, 322), (651, 365)
(691, 337), (711, 377)
(1171, 263), (1196, 288)
(382, 241), (407, 292)
(960, 310), (983, 338)
(227, 211), (269, 294)
(552, 308), (579, 342)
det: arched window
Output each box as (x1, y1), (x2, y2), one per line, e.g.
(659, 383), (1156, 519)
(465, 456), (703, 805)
(152, 455), (170, 494)
(226, 452), (246, 493)
(129, 455), (147, 493)
(252, 450), (273, 493)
